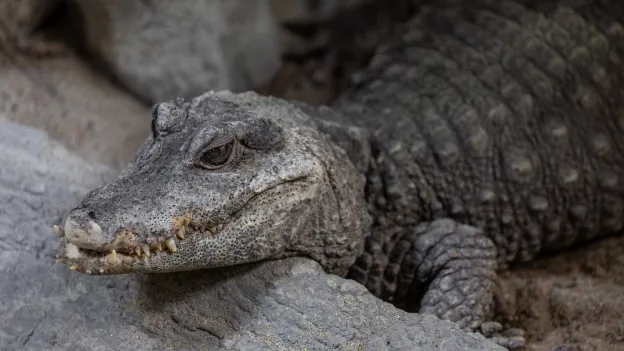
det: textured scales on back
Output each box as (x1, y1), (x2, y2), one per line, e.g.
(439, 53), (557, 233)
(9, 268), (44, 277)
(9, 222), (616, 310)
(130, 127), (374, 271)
(56, 1), (624, 349)
(340, 0), (624, 286)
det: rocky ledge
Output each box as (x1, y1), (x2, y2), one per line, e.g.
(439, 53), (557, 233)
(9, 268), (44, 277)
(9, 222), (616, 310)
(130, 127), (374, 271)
(0, 119), (503, 350)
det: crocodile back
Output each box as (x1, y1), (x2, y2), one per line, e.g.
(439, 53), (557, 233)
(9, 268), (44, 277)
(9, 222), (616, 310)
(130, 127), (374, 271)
(334, 0), (624, 264)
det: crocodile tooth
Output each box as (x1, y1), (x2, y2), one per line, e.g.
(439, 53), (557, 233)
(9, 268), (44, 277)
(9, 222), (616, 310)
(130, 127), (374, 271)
(85, 269), (92, 274)
(87, 221), (102, 236)
(209, 226), (217, 234)
(99, 268), (104, 274)
(216, 224), (223, 231)
(142, 245), (150, 257)
(177, 227), (186, 239)
(53, 224), (64, 237)
(165, 238), (177, 252)
(55, 259), (64, 264)
(154, 243), (162, 252)
(69, 265), (77, 270)
(135, 246), (142, 256)
(107, 250), (118, 265)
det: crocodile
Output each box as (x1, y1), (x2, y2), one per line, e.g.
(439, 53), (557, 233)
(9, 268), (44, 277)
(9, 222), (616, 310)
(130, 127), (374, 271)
(56, 0), (624, 348)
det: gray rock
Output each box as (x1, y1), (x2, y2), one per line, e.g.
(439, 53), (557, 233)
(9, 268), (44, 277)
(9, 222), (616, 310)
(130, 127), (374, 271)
(0, 48), (151, 169)
(72, 0), (283, 104)
(0, 120), (504, 351)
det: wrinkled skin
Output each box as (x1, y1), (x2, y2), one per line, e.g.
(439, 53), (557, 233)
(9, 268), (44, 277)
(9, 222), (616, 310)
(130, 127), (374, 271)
(57, 92), (369, 276)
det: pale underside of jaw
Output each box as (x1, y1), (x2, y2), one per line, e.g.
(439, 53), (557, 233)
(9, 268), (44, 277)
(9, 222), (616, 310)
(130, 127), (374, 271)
(53, 219), (226, 275)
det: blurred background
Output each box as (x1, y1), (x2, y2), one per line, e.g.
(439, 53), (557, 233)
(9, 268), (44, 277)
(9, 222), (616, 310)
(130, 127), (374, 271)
(2, 2), (624, 350)
(0, 0), (415, 169)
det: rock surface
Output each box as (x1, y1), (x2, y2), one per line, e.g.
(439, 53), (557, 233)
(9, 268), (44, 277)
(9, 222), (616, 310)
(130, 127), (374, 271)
(72, 0), (282, 104)
(0, 119), (504, 351)
(0, 48), (151, 169)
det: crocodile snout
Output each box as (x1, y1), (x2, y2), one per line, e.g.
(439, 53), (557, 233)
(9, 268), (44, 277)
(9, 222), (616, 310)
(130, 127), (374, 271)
(64, 208), (107, 251)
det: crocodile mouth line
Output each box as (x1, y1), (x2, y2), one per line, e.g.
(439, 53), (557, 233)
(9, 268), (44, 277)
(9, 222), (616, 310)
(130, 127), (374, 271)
(54, 220), (228, 274)
(54, 176), (309, 274)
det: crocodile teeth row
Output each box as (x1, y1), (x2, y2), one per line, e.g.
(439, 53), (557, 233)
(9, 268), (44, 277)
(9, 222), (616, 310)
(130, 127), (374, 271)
(134, 238), (175, 256)
(103, 240), (176, 264)
(101, 223), (226, 265)
(209, 223), (223, 234)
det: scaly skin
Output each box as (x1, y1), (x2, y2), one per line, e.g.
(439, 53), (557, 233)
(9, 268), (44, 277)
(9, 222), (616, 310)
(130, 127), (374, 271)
(56, 0), (624, 348)
(57, 95), (370, 278)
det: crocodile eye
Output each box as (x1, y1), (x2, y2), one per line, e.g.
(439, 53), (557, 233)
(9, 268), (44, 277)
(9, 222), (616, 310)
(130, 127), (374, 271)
(199, 141), (234, 168)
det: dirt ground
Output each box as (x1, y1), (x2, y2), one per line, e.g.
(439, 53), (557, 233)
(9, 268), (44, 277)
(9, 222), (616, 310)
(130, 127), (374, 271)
(497, 237), (624, 351)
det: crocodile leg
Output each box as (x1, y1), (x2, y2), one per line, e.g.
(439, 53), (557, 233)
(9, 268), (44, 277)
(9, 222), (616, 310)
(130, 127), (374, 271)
(357, 218), (524, 349)
(410, 219), (498, 326)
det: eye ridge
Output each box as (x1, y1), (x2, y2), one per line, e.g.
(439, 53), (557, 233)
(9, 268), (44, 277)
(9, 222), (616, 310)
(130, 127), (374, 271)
(199, 140), (235, 168)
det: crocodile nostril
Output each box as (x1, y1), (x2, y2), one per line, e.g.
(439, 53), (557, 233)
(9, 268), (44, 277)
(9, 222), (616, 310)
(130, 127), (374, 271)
(87, 211), (96, 220)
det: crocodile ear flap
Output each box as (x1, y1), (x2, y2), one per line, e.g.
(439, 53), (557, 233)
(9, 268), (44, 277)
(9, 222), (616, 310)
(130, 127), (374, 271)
(314, 118), (371, 174)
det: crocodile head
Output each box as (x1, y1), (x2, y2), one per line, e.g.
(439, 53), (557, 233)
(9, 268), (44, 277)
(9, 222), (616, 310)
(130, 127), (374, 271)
(56, 91), (369, 276)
